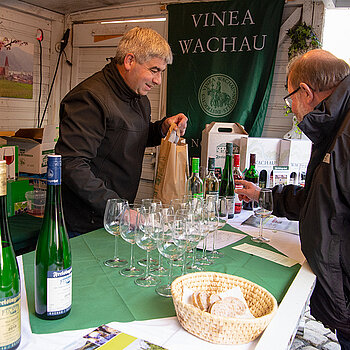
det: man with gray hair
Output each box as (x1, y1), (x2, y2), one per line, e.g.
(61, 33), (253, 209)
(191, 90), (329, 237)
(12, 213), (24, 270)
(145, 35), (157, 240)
(56, 27), (187, 235)
(236, 49), (350, 349)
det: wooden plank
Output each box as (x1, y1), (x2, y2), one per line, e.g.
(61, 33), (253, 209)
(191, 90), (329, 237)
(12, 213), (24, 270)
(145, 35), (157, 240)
(278, 7), (302, 47)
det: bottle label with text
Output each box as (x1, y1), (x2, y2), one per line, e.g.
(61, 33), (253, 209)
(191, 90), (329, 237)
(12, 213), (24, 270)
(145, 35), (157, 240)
(0, 293), (21, 350)
(47, 266), (72, 316)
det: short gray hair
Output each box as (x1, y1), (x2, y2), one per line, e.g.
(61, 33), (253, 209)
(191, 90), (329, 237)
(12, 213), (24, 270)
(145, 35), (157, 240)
(287, 49), (350, 91)
(115, 27), (173, 65)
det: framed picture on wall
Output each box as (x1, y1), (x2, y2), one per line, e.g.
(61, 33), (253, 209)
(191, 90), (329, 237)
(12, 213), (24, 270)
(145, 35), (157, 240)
(0, 37), (34, 99)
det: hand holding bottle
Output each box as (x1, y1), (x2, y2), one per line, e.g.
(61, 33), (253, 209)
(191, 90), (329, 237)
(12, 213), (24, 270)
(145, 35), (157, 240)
(234, 180), (261, 203)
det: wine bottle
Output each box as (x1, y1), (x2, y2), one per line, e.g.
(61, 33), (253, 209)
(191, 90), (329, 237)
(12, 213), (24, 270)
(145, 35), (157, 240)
(219, 143), (235, 219)
(233, 154), (243, 215)
(0, 161), (21, 350)
(259, 170), (267, 188)
(204, 157), (219, 197)
(35, 155), (72, 320)
(187, 157), (203, 198)
(243, 153), (259, 210)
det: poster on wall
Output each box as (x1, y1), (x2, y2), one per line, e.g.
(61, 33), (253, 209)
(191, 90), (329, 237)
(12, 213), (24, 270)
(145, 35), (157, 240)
(0, 37), (34, 99)
(167, 0), (284, 157)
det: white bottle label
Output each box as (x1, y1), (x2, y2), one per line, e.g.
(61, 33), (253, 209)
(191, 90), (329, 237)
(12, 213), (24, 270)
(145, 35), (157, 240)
(0, 293), (21, 349)
(47, 266), (72, 316)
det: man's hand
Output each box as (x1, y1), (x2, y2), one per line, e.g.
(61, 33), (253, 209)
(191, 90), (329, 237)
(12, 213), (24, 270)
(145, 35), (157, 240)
(162, 113), (188, 136)
(235, 180), (261, 202)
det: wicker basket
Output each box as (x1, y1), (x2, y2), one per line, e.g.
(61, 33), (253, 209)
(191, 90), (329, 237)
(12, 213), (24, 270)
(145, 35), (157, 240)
(171, 271), (277, 345)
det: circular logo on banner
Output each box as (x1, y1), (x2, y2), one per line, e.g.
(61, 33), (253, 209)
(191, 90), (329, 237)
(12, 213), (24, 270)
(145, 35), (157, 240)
(198, 74), (238, 117)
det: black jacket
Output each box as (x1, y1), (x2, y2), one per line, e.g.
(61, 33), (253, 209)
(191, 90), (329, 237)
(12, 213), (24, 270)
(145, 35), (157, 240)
(55, 59), (164, 233)
(272, 75), (350, 335)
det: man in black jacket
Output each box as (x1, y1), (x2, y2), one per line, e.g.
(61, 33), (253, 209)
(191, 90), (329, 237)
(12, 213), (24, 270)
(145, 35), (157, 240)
(236, 49), (350, 349)
(55, 27), (187, 235)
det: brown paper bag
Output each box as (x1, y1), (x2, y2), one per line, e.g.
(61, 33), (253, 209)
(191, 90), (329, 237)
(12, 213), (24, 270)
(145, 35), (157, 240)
(153, 124), (188, 205)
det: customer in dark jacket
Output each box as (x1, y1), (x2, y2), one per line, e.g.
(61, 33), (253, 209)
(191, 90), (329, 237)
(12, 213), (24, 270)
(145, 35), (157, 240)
(55, 27), (187, 234)
(236, 49), (350, 349)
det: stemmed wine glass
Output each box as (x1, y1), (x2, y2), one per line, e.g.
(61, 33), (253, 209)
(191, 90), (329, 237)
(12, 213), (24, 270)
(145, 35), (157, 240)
(134, 209), (162, 287)
(251, 189), (273, 243)
(137, 199), (162, 267)
(151, 206), (173, 277)
(212, 196), (228, 259)
(119, 204), (144, 277)
(185, 208), (208, 272)
(103, 198), (128, 268)
(3, 147), (14, 180)
(155, 214), (186, 297)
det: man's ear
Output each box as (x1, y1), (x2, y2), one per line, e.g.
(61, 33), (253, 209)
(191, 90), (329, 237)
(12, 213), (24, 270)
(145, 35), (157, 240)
(124, 53), (135, 71)
(299, 82), (315, 104)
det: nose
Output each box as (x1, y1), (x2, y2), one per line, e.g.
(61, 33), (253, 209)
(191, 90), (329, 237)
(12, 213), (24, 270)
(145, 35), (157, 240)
(152, 72), (162, 85)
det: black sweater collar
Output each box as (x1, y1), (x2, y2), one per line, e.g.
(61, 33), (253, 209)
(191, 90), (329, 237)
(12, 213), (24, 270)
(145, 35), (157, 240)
(102, 58), (141, 102)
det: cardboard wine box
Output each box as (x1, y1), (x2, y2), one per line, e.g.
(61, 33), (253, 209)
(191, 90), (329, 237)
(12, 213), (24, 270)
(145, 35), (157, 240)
(201, 122), (248, 172)
(4, 125), (59, 174)
(240, 137), (281, 187)
(279, 139), (312, 185)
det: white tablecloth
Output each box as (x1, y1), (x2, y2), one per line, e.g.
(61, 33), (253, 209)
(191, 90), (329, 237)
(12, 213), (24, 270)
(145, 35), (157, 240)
(18, 211), (307, 350)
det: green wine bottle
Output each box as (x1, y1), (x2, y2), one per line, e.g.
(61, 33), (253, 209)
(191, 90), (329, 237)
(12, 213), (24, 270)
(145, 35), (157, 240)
(204, 157), (219, 197)
(243, 153), (259, 210)
(219, 143), (235, 218)
(35, 155), (72, 320)
(187, 158), (203, 198)
(0, 161), (21, 350)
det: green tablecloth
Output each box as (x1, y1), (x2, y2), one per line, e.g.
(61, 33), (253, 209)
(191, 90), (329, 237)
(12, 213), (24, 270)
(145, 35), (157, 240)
(22, 225), (300, 334)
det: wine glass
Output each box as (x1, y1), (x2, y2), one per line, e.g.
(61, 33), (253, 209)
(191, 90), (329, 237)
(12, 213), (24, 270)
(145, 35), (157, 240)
(151, 206), (174, 277)
(205, 196), (220, 260)
(141, 198), (162, 212)
(103, 198), (128, 268)
(185, 209), (209, 272)
(197, 195), (218, 265)
(137, 199), (162, 267)
(212, 196), (228, 259)
(119, 204), (144, 277)
(134, 209), (161, 287)
(155, 214), (186, 297)
(170, 198), (187, 212)
(183, 194), (204, 212)
(3, 147), (14, 180)
(251, 189), (273, 243)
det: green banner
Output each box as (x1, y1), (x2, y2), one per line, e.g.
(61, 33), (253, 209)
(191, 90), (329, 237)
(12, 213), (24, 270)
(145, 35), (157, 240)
(167, 0), (284, 157)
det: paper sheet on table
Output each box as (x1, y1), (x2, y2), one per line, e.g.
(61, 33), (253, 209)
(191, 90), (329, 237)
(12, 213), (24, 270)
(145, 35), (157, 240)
(197, 230), (246, 251)
(232, 243), (298, 267)
(242, 215), (299, 235)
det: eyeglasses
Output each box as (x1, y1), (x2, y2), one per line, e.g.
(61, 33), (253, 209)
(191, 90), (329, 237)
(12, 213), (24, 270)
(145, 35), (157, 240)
(283, 87), (300, 108)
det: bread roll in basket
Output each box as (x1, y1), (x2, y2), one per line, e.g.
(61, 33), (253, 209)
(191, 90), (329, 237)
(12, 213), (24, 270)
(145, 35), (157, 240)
(171, 271), (278, 344)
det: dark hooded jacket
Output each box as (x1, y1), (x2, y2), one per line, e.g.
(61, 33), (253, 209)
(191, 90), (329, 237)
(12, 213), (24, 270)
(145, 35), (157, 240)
(55, 59), (164, 233)
(272, 74), (350, 336)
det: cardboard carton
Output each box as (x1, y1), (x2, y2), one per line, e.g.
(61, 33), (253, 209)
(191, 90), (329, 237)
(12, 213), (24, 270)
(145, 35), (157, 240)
(240, 137), (281, 187)
(279, 139), (312, 184)
(4, 125), (59, 174)
(0, 131), (15, 146)
(201, 122), (248, 172)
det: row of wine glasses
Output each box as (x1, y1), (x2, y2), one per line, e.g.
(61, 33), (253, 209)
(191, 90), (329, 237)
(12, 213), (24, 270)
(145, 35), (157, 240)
(102, 191), (273, 297)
